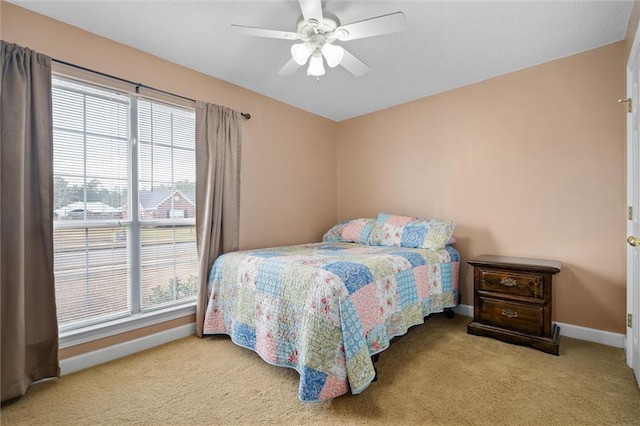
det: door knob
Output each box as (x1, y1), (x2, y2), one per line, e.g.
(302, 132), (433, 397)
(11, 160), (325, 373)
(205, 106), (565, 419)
(628, 236), (640, 247)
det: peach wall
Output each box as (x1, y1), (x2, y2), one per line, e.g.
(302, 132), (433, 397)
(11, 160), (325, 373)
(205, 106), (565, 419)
(2, 2), (337, 356)
(337, 42), (627, 334)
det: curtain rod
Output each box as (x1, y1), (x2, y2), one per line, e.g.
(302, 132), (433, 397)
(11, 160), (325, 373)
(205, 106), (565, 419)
(52, 58), (251, 120)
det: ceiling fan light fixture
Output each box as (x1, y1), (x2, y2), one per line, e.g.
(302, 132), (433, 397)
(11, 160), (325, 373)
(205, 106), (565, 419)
(321, 43), (344, 68)
(291, 42), (313, 65)
(307, 52), (325, 76)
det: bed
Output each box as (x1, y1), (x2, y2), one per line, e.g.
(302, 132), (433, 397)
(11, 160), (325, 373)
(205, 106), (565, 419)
(203, 213), (459, 402)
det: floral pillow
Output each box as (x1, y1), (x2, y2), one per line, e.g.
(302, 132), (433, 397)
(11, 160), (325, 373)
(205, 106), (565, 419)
(369, 212), (456, 250)
(322, 218), (375, 244)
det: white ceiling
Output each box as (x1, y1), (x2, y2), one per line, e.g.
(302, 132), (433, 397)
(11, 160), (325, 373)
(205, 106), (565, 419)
(8, 0), (634, 122)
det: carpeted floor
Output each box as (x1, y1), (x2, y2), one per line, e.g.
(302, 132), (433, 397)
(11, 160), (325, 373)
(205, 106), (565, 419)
(2, 314), (639, 425)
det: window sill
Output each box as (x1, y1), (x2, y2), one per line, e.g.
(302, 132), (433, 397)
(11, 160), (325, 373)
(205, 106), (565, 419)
(59, 303), (196, 349)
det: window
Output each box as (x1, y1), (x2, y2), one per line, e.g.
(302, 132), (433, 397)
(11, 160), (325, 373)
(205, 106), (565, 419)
(52, 76), (198, 332)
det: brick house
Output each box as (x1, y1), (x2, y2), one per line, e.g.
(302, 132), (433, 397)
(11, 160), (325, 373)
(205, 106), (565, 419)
(137, 190), (195, 220)
(122, 189), (196, 220)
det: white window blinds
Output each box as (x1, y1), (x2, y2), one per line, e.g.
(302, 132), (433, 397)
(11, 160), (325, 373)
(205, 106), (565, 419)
(137, 100), (198, 311)
(52, 76), (197, 331)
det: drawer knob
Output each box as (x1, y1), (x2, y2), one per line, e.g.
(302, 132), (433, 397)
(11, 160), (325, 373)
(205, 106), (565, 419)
(500, 276), (518, 287)
(502, 308), (518, 318)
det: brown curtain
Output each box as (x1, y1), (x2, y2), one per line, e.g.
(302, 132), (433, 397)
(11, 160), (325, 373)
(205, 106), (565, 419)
(0, 41), (59, 403)
(195, 102), (243, 337)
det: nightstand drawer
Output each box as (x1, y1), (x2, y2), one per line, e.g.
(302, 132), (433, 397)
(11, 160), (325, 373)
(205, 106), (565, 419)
(479, 269), (544, 299)
(479, 297), (543, 335)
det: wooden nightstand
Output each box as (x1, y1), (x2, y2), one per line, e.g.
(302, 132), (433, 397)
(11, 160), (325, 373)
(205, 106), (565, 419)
(466, 255), (562, 355)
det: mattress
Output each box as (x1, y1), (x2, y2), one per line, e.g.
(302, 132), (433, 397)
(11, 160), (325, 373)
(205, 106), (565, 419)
(204, 241), (459, 401)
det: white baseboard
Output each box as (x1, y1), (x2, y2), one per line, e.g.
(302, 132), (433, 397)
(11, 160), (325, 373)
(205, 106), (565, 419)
(453, 303), (474, 317)
(60, 305), (626, 375)
(59, 323), (196, 376)
(453, 304), (625, 349)
(554, 321), (625, 348)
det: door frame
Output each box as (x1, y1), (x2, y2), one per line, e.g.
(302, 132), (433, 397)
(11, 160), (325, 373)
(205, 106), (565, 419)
(625, 18), (640, 387)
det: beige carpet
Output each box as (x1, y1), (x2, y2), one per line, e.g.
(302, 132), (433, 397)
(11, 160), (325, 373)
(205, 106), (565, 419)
(2, 314), (639, 425)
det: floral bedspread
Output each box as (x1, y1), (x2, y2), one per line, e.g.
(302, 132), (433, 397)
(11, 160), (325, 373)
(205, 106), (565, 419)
(203, 242), (459, 402)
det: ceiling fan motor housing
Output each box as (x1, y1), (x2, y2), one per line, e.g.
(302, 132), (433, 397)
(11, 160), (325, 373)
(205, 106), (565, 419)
(296, 14), (341, 45)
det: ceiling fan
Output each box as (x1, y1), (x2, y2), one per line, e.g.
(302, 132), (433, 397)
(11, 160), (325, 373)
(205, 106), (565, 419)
(230, 0), (406, 78)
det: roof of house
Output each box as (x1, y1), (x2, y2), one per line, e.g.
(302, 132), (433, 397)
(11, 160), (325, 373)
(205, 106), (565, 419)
(138, 190), (194, 210)
(55, 201), (120, 216)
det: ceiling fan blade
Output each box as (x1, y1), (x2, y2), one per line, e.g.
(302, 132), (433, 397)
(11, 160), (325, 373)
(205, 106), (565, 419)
(231, 24), (299, 40)
(339, 48), (370, 77)
(335, 12), (406, 41)
(299, 0), (323, 26)
(277, 58), (301, 75)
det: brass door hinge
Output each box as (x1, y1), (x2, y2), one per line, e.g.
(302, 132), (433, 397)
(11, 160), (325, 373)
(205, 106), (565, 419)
(629, 313), (633, 328)
(619, 98), (632, 113)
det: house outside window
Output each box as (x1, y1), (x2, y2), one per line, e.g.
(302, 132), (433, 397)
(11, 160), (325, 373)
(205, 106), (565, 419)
(52, 76), (198, 333)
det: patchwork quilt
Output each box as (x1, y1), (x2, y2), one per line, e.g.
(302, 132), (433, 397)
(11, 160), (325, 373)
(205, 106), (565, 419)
(204, 242), (459, 402)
